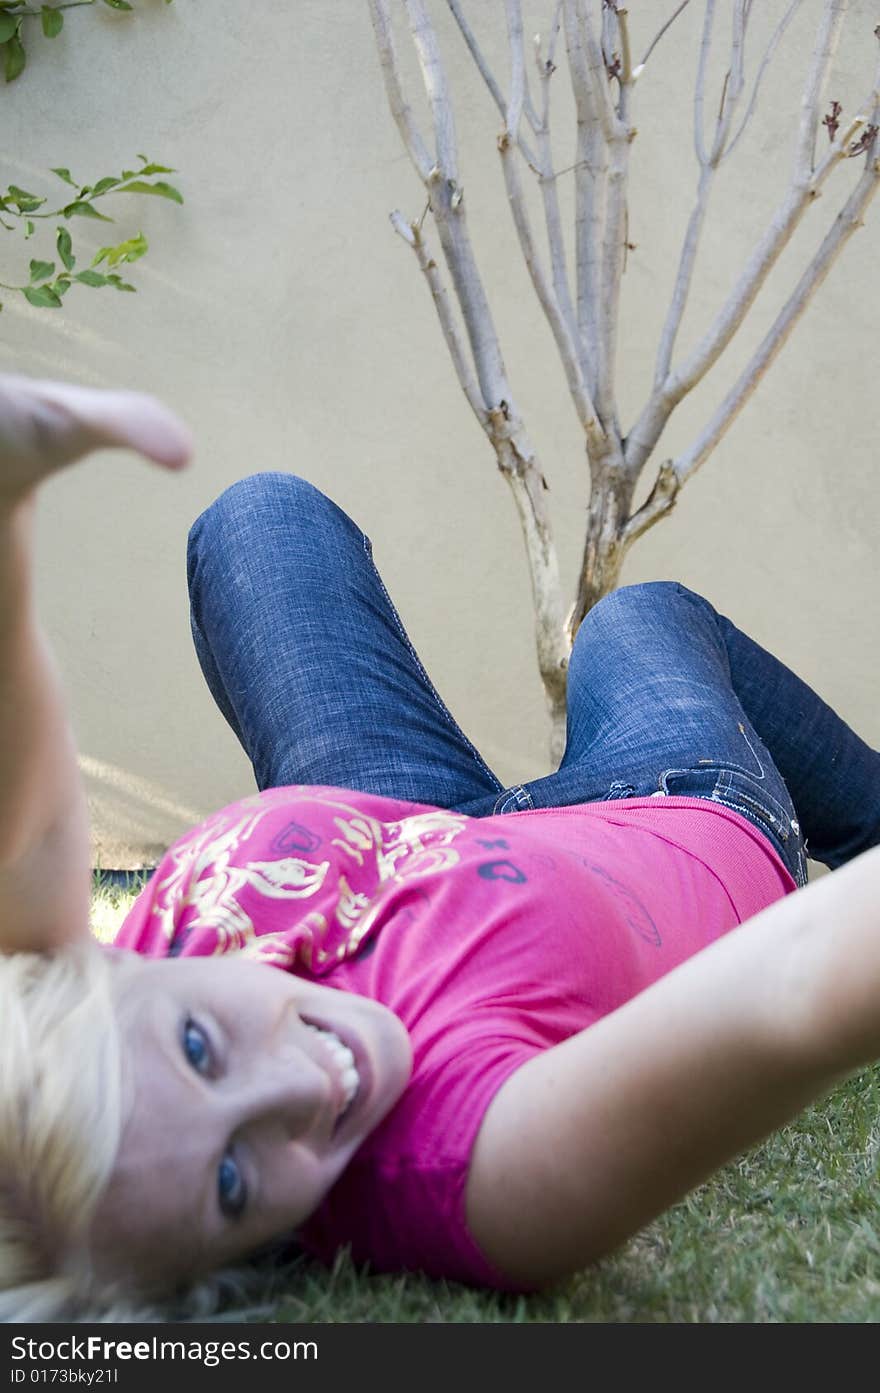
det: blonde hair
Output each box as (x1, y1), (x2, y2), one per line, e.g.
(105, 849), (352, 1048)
(0, 941), (142, 1320)
(0, 942), (281, 1323)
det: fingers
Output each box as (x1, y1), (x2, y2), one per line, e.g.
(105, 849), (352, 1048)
(0, 373), (193, 492)
(25, 378), (194, 472)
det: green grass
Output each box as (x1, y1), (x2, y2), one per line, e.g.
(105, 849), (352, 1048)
(91, 878), (880, 1323)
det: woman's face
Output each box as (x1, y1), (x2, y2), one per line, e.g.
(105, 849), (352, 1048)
(89, 953), (412, 1286)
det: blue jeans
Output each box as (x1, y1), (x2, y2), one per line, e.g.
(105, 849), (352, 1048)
(187, 473), (880, 890)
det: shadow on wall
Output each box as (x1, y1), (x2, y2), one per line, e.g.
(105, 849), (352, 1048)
(81, 753), (207, 871)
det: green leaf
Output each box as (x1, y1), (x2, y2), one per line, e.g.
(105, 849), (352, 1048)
(91, 176), (120, 196)
(51, 168), (78, 188)
(102, 0), (133, 9)
(0, 13), (17, 43)
(24, 218), (34, 239)
(6, 186), (44, 213)
(134, 163), (176, 177)
(92, 231), (147, 268)
(3, 33), (26, 83)
(118, 179), (183, 205)
(53, 277), (71, 295)
(40, 6), (63, 38)
(23, 285), (62, 309)
(56, 226), (74, 270)
(107, 276), (136, 293)
(29, 259), (55, 283)
(74, 269), (109, 288)
(62, 201), (114, 222)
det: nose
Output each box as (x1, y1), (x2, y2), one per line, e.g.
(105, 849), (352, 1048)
(227, 1031), (331, 1139)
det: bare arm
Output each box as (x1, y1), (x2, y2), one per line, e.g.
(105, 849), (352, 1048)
(466, 847), (880, 1286)
(0, 495), (92, 950)
(0, 374), (192, 954)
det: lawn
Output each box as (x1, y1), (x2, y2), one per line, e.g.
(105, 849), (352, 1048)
(92, 877), (880, 1324)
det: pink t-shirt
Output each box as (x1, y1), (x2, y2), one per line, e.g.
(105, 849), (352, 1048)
(114, 784), (795, 1288)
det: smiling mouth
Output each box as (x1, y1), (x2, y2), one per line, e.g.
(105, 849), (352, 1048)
(302, 1022), (361, 1121)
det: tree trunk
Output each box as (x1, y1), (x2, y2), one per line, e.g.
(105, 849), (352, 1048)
(568, 458), (635, 640)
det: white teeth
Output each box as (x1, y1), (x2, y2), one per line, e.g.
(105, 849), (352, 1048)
(303, 1023), (360, 1113)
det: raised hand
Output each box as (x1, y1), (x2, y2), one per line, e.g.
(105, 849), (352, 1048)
(0, 372), (193, 505)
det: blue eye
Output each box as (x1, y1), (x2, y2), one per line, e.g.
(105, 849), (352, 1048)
(218, 1153), (247, 1220)
(182, 1018), (211, 1075)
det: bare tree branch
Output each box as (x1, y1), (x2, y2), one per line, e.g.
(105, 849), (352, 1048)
(595, 7), (634, 432)
(709, 0), (748, 163)
(495, 426), (570, 755)
(794, 0), (848, 180)
(626, 126), (880, 545)
(639, 0), (692, 73)
(531, 3), (585, 383)
(573, 0), (616, 142)
(444, 0), (540, 167)
(537, 0), (564, 128)
(626, 23), (872, 477)
(367, 0), (434, 181)
(374, 0), (569, 747)
(395, 0), (509, 408)
(653, 165), (714, 390)
(371, 0), (879, 753)
(693, 0), (718, 167)
(724, 0), (804, 161)
(675, 141), (879, 484)
(619, 459), (681, 549)
(617, 5), (633, 89)
(655, 1), (753, 386)
(563, 0), (606, 395)
(390, 210), (487, 424)
(500, 3), (601, 442)
(407, 0), (460, 179)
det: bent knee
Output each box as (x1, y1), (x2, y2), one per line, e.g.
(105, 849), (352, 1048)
(571, 582), (710, 662)
(188, 472), (358, 555)
(579, 581), (684, 628)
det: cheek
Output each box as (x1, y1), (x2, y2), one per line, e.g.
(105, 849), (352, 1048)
(251, 1145), (333, 1241)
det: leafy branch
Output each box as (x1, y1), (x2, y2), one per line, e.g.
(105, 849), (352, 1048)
(0, 154), (183, 310)
(0, 0), (171, 83)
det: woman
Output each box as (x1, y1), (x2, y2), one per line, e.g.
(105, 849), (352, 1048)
(1, 371), (879, 1321)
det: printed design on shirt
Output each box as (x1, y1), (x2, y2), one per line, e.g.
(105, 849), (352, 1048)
(156, 789), (472, 967)
(476, 837), (510, 849)
(336, 874), (372, 933)
(151, 804), (272, 944)
(240, 930), (298, 969)
(192, 857), (331, 955)
(327, 804), (468, 883)
(583, 860), (661, 946)
(330, 814), (377, 868)
(379, 811), (469, 880)
(270, 820), (323, 855)
(324, 802), (470, 955)
(150, 804), (331, 954)
(476, 859), (527, 884)
(239, 912), (330, 970)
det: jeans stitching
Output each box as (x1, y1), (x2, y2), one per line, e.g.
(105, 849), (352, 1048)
(493, 785), (534, 814)
(713, 769), (790, 834)
(362, 535), (503, 794)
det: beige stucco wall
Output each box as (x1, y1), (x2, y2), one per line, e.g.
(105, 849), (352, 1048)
(2, 1), (878, 867)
